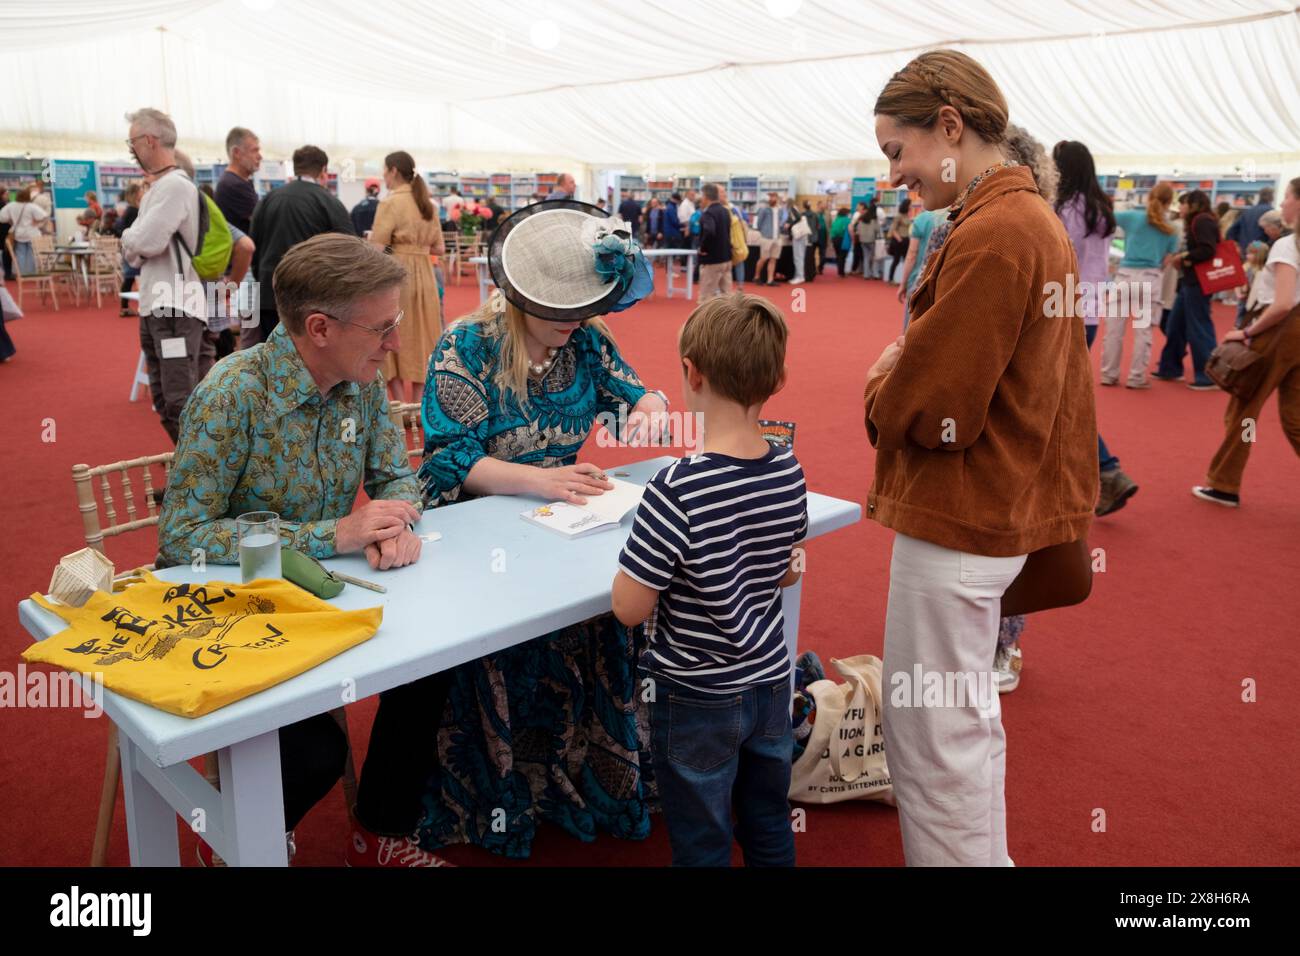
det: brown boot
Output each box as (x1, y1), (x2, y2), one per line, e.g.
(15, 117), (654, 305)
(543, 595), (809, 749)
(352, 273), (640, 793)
(1096, 468), (1138, 516)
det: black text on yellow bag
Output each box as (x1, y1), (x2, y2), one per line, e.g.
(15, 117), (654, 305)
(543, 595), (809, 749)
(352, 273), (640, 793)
(24, 571), (381, 717)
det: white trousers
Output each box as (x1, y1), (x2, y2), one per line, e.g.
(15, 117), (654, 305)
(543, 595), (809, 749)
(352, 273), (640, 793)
(882, 533), (1027, 866)
(1102, 266), (1163, 385)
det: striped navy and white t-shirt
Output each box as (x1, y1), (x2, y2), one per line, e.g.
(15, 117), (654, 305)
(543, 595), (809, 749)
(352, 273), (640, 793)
(618, 445), (808, 694)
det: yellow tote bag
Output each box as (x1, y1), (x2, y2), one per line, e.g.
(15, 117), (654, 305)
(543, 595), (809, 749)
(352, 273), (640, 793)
(24, 572), (382, 718)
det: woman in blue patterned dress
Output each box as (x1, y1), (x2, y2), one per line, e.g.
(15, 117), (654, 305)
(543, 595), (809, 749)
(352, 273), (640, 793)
(414, 201), (667, 858)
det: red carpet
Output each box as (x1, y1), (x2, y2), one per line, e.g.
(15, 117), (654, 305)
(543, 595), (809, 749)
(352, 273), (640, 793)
(2, 268), (1297, 867)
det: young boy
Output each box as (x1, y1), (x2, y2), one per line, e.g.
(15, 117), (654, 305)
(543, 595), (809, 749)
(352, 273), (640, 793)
(611, 292), (807, 867)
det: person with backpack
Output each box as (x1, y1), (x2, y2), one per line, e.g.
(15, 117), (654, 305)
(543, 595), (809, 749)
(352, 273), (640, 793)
(176, 150), (254, 371)
(121, 107), (208, 443)
(697, 182), (734, 299)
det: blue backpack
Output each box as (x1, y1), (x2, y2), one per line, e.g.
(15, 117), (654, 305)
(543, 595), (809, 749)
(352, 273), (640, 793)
(689, 210), (702, 236)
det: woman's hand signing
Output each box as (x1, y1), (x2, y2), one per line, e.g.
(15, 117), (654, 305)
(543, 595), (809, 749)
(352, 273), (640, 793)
(532, 463), (614, 505)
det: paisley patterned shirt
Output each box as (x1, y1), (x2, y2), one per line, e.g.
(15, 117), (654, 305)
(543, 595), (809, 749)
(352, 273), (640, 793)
(419, 319), (647, 506)
(158, 324), (422, 565)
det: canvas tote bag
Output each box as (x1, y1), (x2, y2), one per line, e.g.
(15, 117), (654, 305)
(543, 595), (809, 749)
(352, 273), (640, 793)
(789, 655), (894, 805)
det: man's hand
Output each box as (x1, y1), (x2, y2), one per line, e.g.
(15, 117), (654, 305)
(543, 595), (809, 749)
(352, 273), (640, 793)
(336, 499), (421, 554)
(363, 528), (422, 570)
(869, 335), (905, 380)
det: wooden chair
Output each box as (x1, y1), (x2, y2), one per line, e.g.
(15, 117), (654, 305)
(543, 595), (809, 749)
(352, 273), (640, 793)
(33, 234), (82, 305)
(452, 231), (482, 284)
(442, 232), (460, 285)
(71, 453), (173, 866)
(72, 453), (359, 865)
(388, 400), (422, 462)
(5, 235), (59, 311)
(87, 240), (123, 310)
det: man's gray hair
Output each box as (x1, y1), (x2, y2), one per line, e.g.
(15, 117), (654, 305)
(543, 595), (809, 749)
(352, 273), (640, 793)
(225, 126), (256, 157)
(126, 107), (177, 148)
(1259, 209), (1283, 229)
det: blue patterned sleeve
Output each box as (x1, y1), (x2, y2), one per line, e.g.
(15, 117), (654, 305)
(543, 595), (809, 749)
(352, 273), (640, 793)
(590, 326), (647, 418)
(362, 376), (423, 508)
(419, 326), (495, 506)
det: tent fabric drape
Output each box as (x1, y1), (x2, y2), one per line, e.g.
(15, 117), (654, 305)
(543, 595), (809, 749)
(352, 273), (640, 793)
(2, 0), (1297, 163)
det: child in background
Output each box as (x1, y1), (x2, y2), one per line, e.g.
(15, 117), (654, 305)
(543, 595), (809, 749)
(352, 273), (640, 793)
(1240, 240), (1271, 327)
(612, 292), (808, 867)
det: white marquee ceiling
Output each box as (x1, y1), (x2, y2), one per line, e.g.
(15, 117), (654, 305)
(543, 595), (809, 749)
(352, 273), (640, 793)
(2, 0), (1297, 165)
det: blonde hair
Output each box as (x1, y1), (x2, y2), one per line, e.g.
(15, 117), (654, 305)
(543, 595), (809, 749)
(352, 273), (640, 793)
(465, 300), (613, 406)
(874, 49), (1008, 145)
(678, 292), (787, 408)
(1146, 183), (1176, 235)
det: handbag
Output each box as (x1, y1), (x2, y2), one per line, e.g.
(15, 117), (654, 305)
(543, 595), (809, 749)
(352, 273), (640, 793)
(1194, 239), (1247, 295)
(1000, 538), (1093, 617)
(1205, 303), (1295, 398)
(791, 217), (811, 241)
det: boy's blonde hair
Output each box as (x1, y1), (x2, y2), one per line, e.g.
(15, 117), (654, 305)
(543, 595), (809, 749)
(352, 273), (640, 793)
(679, 292), (787, 408)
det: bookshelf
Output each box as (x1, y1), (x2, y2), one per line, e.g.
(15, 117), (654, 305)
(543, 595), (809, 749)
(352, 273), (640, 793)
(618, 175), (648, 203)
(459, 174), (490, 200)
(508, 174), (535, 208)
(489, 173), (512, 208)
(875, 186), (919, 219)
(426, 172), (458, 201)
(647, 178), (674, 202)
(1099, 172), (1278, 208)
(0, 155), (46, 195)
(726, 175), (797, 216)
(675, 175), (702, 193)
(97, 163), (144, 208)
(727, 175), (759, 213)
(536, 172), (559, 197)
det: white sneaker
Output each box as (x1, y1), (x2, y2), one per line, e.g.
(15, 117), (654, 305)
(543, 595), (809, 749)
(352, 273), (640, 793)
(789, 277), (805, 285)
(993, 641), (1022, 694)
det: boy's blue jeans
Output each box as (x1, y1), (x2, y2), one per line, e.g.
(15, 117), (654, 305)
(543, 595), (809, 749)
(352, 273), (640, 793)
(648, 675), (796, 866)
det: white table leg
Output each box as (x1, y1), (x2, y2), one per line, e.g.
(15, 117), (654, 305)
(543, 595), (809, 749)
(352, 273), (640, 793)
(477, 264), (489, 305)
(119, 734), (180, 866)
(686, 255), (694, 300)
(218, 729), (288, 866)
(782, 576), (804, 691)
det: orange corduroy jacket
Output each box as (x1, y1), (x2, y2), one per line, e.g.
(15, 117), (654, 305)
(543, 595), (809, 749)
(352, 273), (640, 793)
(863, 165), (1097, 557)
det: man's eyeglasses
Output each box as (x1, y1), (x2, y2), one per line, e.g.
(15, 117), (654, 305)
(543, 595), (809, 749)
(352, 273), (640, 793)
(322, 310), (404, 339)
(125, 134), (151, 149)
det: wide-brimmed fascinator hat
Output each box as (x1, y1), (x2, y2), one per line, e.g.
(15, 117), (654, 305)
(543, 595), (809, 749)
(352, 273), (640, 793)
(487, 199), (653, 322)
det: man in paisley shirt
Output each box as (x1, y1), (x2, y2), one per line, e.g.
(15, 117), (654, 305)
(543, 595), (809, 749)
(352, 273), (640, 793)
(159, 234), (454, 866)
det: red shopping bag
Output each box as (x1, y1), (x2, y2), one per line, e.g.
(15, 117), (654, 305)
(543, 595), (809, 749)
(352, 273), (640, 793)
(1194, 241), (1247, 295)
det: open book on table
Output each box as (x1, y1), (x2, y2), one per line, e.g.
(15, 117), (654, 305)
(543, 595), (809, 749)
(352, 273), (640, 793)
(520, 477), (645, 539)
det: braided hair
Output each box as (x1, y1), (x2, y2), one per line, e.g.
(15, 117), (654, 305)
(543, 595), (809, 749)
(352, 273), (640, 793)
(874, 50), (1009, 145)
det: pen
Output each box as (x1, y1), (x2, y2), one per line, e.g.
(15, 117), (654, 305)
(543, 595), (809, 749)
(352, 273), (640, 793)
(331, 571), (387, 594)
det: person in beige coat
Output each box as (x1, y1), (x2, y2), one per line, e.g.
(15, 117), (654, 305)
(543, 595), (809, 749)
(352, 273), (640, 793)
(370, 150), (444, 403)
